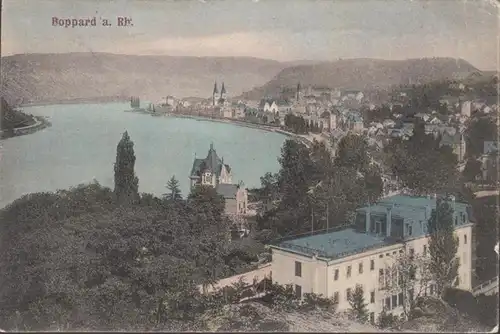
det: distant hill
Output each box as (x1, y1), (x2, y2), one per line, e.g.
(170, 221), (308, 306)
(0, 53), (288, 106)
(239, 58), (480, 100)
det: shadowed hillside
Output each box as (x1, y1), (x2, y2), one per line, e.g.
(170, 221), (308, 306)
(0, 53), (288, 105)
(240, 58), (480, 99)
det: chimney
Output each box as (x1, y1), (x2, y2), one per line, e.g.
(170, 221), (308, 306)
(365, 207), (371, 233)
(425, 204), (431, 220)
(386, 206), (392, 237)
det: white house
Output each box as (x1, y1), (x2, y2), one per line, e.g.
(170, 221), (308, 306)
(269, 195), (474, 325)
(260, 99), (279, 113)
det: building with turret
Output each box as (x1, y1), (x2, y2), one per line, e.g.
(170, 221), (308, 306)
(189, 144), (248, 216)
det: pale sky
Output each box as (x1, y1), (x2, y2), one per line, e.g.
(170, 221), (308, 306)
(1, 0), (499, 70)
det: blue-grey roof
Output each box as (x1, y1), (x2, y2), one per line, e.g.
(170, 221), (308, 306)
(272, 194), (473, 260)
(357, 194), (472, 240)
(275, 228), (392, 260)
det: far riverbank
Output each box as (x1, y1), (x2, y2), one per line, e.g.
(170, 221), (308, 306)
(164, 113), (317, 147)
(0, 115), (52, 140)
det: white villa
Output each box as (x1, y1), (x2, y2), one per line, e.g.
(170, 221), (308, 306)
(268, 194), (474, 324)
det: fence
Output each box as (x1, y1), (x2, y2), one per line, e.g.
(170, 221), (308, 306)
(472, 277), (499, 296)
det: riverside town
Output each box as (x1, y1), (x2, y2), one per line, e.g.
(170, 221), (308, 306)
(1, 0), (498, 332)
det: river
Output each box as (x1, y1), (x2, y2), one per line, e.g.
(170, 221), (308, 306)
(0, 102), (287, 209)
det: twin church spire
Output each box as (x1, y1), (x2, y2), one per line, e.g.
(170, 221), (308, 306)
(212, 81), (227, 106)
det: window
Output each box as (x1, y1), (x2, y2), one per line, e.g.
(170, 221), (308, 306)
(385, 297), (391, 309)
(408, 224), (413, 236)
(379, 269), (385, 288)
(399, 249), (404, 254)
(392, 251), (396, 255)
(295, 261), (302, 277)
(392, 295), (398, 309)
(464, 234), (467, 245)
(455, 216), (458, 226)
(370, 259), (375, 271)
(359, 262), (364, 274)
(398, 292), (403, 306)
(379, 254), (384, 258)
(370, 290), (375, 303)
(369, 312), (375, 324)
(429, 284), (434, 295)
(462, 212), (466, 223)
(295, 284), (302, 298)
(408, 288), (414, 302)
(397, 271), (403, 286)
(346, 265), (352, 278)
(346, 288), (352, 300)
(409, 248), (415, 260)
(333, 291), (339, 304)
(334, 269), (339, 281)
(423, 245), (427, 256)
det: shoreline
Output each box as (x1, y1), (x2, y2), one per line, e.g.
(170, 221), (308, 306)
(15, 99), (316, 146)
(166, 113), (315, 146)
(0, 115), (52, 140)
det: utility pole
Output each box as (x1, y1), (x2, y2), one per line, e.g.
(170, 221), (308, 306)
(311, 206), (314, 235)
(326, 201), (329, 232)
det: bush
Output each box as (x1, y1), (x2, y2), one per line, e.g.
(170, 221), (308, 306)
(301, 293), (337, 312)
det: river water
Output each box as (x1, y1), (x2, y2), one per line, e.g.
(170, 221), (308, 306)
(0, 103), (286, 208)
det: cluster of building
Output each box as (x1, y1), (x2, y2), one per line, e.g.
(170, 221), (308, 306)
(269, 194), (474, 324)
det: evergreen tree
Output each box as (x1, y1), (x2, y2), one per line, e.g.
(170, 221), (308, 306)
(113, 131), (139, 204)
(347, 285), (368, 322)
(164, 175), (182, 201)
(334, 133), (370, 173)
(428, 198), (459, 297)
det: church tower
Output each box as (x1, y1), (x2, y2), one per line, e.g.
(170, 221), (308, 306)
(220, 82), (227, 100)
(212, 81), (219, 106)
(296, 82), (302, 102)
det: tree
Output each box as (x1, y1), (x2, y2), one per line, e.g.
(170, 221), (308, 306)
(347, 285), (368, 322)
(385, 121), (460, 196)
(114, 131), (139, 204)
(466, 117), (498, 158)
(428, 198), (459, 297)
(274, 140), (314, 234)
(462, 159), (482, 182)
(378, 309), (399, 329)
(334, 133), (370, 173)
(385, 248), (433, 320)
(164, 176), (182, 201)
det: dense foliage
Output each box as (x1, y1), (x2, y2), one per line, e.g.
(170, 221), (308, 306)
(384, 120), (460, 196)
(428, 199), (459, 297)
(258, 137), (383, 236)
(0, 182), (239, 330)
(0, 97), (35, 131)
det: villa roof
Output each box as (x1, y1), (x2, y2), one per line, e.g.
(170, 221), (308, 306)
(271, 194), (472, 260)
(273, 228), (392, 260)
(190, 144), (231, 178)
